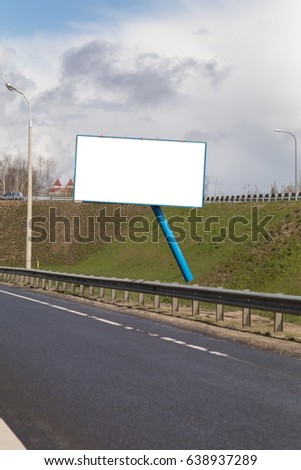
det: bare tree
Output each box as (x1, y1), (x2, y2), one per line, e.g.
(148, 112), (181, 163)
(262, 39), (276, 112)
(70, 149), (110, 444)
(270, 181), (278, 194)
(0, 153), (56, 196)
(0, 153), (27, 194)
(0, 154), (11, 193)
(34, 155), (56, 196)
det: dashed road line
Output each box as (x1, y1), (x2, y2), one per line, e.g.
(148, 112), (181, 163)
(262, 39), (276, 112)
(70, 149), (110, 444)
(209, 351), (229, 357)
(91, 316), (122, 327)
(0, 289), (229, 359)
(186, 344), (208, 352)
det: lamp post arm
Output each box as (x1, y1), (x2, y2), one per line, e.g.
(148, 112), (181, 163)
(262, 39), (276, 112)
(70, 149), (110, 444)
(19, 91), (32, 128)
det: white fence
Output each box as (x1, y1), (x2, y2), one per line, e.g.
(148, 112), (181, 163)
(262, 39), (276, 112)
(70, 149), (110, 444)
(205, 191), (301, 203)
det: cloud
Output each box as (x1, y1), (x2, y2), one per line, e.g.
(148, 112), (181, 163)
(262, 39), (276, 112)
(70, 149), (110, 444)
(58, 40), (229, 110)
(2, 0), (301, 194)
(0, 46), (15, 68)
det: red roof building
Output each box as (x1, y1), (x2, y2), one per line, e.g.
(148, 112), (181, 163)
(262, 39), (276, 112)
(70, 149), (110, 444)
(49, 179), (74, 197)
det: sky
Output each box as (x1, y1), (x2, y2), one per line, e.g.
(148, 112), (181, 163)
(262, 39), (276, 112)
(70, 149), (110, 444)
(1, 0), (301, 196)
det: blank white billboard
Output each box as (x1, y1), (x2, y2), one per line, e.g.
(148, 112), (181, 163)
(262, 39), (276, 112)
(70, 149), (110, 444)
(74, 135), (207, 207)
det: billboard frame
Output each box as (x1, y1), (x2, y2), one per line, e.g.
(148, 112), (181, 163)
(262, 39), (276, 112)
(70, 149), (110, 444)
(73, 134), (207, 282)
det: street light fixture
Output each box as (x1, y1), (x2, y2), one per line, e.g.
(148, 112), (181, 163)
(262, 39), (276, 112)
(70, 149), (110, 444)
(5, 82), (33, 269)
(274, 128), (298, 199)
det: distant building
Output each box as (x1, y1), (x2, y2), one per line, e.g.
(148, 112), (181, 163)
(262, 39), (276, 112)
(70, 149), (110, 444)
(49, 179), (74, 197)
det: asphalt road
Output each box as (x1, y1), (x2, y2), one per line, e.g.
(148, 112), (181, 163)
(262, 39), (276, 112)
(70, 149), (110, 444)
(0, 284), (301, 450)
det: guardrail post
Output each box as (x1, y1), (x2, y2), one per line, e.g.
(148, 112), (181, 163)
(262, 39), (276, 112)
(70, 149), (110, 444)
(242, 290), (251, 327)
(111, 289), (116, 301)
(123, 279), (130, 302)
(216, 287), (224, 321)
(274, 312), (284, 332)
(216, 303), (224, 321)
(172, 297), (179, 313)
(89, 286), (94, 298)
(153, 281), (160, 309)
(242, 307), (251, 327)
(172, 283), (179, 312)
(99, 287), (104, 299)
(138, 292), (144, 307)
(154, 294), (160, 309)
(123, 290), (129, 302)
(192, 285), (199, 315)
(192, 299), (199, 315)
(79, 284), (84, 296)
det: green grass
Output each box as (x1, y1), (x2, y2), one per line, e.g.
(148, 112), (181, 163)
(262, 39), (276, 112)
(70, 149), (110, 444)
(2, 200), (301, 298)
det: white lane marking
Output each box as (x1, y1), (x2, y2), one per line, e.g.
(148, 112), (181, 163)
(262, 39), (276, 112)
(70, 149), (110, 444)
(0, 290), (88, 315)
(209, 351), (229, 357)
(91, 316), (122, 327)
(0, 419), (26, 450)
(161, 337), (187, 346)
(47, 304), (88, 317)
(0, 289), (51, 305)
(172, 340), (187, 345)
(186, 344), (208, 352)
(66, 309), (88, 317)
(0, 289), (229, 359)
(0, 289), (111, 323)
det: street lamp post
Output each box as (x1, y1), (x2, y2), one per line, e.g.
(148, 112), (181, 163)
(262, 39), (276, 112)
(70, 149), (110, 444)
(274, 128), (298, 199)
(6, 82), (33, 269)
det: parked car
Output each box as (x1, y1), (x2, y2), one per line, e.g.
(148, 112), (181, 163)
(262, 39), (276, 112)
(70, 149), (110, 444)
(1, 191), (24, 200)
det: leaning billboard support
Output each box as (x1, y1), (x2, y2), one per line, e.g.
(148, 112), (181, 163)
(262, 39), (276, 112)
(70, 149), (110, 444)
(74, 135), (207, 282)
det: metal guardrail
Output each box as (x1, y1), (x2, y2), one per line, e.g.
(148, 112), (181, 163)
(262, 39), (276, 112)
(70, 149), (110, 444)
(205, 191), (301, 203)
(1, 266), (301, 333)
(1, 193), (300, 203)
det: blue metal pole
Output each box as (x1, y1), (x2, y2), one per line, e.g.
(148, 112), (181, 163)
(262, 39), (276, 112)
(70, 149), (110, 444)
(152, 205), (193, 282)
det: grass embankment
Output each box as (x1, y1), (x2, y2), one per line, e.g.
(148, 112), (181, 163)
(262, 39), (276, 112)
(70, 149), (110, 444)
(3, 199), (301, 337)
(1, 200), (301, 296)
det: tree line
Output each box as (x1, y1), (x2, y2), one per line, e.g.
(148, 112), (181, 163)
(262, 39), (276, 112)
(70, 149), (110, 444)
(0, 153), (56, 197)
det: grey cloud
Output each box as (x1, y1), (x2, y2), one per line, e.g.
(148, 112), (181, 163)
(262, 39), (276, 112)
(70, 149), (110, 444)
(59, 40), (229, 108)
(185, 127), (229, 143)
(61, 40), (118, 82)
(202, 59), (230, 85)
(194, 27), (211, 36)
